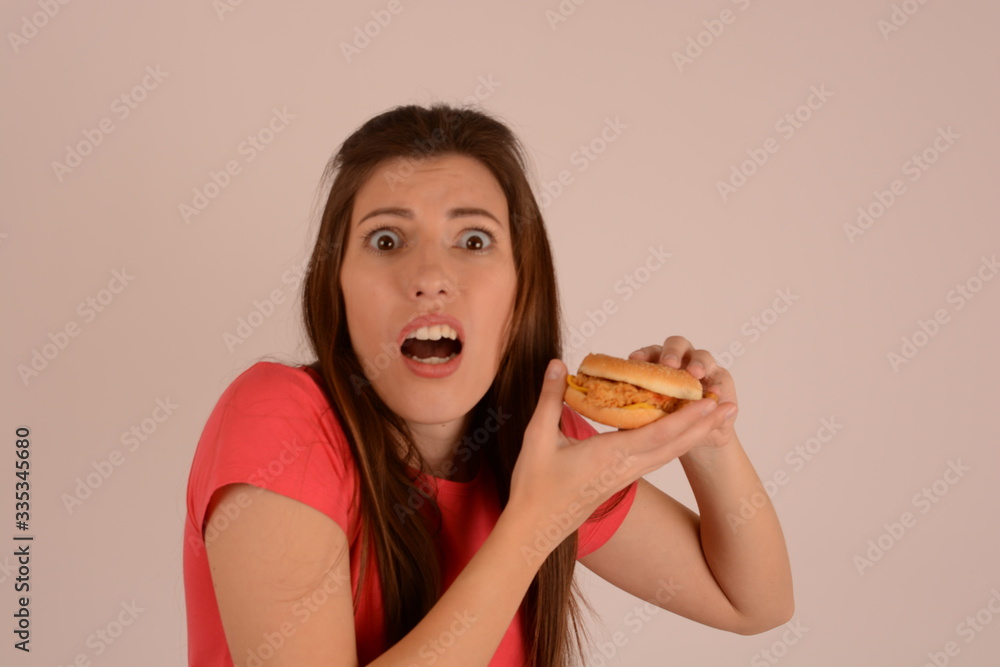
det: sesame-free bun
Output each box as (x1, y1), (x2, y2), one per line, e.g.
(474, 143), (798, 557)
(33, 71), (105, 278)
(579, 353), (703, 401)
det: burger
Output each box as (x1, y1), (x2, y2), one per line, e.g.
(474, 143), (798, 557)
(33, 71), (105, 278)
(564, 353), (718, 429)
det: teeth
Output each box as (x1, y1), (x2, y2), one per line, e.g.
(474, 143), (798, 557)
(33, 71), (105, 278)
(409, 353), (458, 365)
(406, 324), (458, 341)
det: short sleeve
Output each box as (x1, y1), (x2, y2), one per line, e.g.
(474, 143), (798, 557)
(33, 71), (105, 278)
(186, 362), (356, 540)
(560, 405), (639, 559)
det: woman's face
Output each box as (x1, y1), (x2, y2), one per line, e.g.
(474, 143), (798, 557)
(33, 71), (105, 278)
(340, 153), (518, 431)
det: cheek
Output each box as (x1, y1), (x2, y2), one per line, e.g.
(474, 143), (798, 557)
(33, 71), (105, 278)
(480, 269), (518, 353)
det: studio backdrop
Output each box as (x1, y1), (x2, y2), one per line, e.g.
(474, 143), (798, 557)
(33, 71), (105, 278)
(3, 1), (998, 665)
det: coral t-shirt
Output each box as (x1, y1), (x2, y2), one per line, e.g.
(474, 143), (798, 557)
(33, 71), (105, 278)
(183, 361), (638, 666)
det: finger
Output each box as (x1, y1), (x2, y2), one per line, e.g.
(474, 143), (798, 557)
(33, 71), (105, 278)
(658, 336), (693, 368)
(683, 352), (735, 403)
(661, 397), (735, 440)
(699, 362), (734, 396)
(683, 400), (739, 444)
(627, 345), (662, 362)
(527, 358), (569, 438)
(628, 399), (735, 466)
(684, 349), (719, 380)
(626, 397), (718, 455)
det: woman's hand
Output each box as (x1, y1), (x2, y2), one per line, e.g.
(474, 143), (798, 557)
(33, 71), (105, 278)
(628, 335), (739, 454)
(506, 355), (735, 558)
(626, 338), (794, 629)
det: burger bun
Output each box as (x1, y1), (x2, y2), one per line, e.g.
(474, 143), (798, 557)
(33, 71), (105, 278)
(565, 353), (713, 429)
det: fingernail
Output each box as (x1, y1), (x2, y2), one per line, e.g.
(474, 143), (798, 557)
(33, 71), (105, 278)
(725, 407), (737, 421)
(701, 400), (718, 416)
(662, 354), (679, 366)
(547, 360), (564, 379)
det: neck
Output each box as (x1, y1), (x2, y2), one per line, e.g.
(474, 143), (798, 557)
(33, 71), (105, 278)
(406, 414), (479, 482)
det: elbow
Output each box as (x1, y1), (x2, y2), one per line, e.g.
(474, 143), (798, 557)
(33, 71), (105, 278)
(731, 598), (795, 636)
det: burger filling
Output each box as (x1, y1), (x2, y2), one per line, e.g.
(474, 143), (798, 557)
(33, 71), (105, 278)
(569, 372), (683, 412)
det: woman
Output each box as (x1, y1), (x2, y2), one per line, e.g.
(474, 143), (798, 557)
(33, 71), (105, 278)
(183, 104), (793, 666)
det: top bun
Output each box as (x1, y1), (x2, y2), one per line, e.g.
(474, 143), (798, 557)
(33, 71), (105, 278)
(578, 353), (703, 401)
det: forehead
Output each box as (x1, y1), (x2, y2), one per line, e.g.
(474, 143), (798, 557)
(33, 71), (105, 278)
(353, 154), (508, 222)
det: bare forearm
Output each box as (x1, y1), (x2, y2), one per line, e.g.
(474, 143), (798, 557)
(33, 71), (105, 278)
(679, 436), (793, 630)
(369, 509), (544, 667)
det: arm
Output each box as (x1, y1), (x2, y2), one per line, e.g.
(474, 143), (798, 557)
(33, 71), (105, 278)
(207, 357), (745, 664)
(205, 483), (358, 667)
(679, 432), (794, 630)
(206, 483), (552, 667)
(579, 453), (793, 635)
(370, 508), (546, 666)
(578, 339), (793, 634)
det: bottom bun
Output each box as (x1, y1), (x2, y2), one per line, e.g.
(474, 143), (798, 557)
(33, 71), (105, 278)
(564, 387), (665, 430)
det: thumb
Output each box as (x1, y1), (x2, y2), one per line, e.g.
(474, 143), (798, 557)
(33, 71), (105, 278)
(527, 358), (568, 436)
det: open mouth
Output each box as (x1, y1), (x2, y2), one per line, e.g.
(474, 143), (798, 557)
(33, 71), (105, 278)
(401, 324), (463, 365)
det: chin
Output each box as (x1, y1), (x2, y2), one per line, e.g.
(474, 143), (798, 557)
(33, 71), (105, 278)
(392, 407), (470, 435)
(379, 388), (476, 428)
(365, 352), (499, 428)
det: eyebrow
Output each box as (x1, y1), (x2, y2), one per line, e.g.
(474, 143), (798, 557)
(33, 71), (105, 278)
(356, 207), (503, 228)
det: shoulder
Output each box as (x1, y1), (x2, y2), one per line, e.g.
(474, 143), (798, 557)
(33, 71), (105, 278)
(208, 360), (347, 463)
(188, 360), (356, 536)
(224, 361), (328, 412)
(209, 361), (343, 435)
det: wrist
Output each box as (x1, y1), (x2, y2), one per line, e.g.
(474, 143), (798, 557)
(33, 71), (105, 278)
(680, 432), (742, 471)
(496, 503), (558, 569)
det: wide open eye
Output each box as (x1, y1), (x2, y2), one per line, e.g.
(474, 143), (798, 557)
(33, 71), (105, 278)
(364, 227), (402, 254)
(458, 227), (495, 252)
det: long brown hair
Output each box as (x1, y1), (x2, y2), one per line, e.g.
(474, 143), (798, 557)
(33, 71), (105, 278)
(301, 104), (627, 666)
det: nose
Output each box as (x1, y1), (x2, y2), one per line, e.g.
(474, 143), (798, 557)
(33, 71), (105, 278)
(407, 244), (457, 304)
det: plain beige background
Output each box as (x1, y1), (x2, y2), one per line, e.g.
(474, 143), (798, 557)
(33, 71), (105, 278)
(3, 1), (999, 665)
